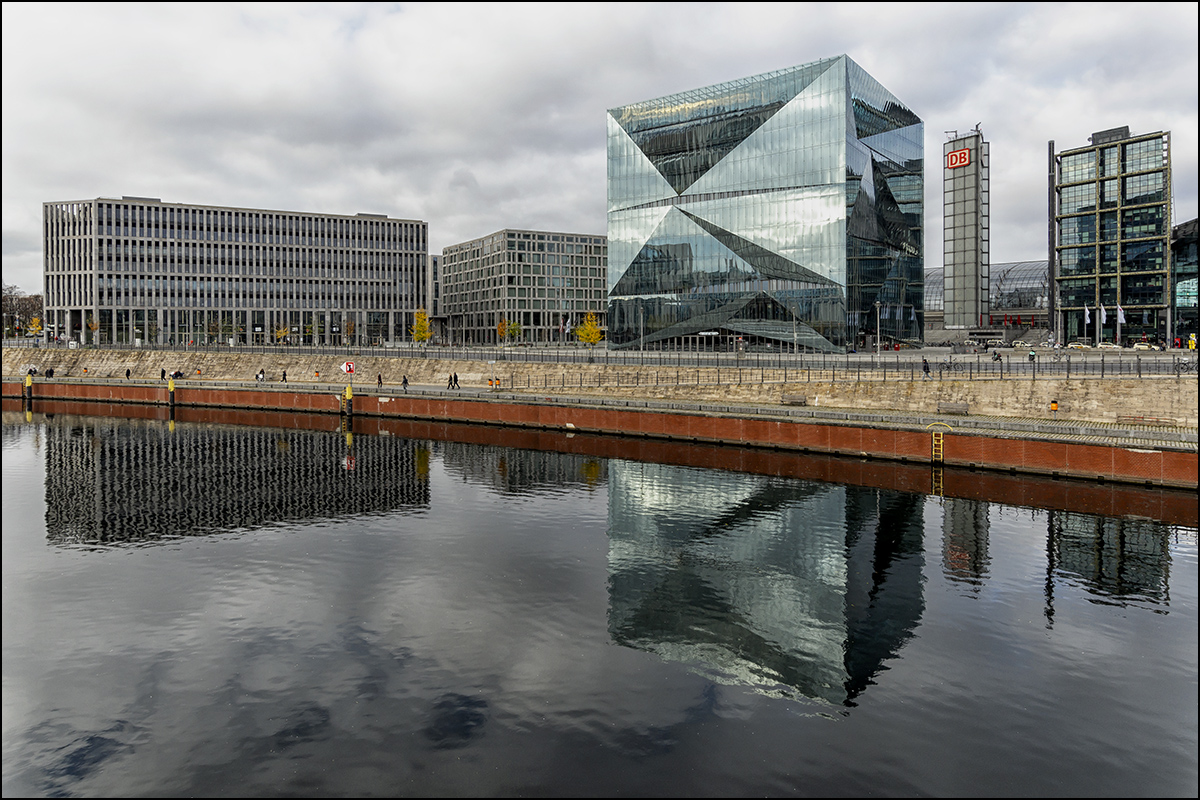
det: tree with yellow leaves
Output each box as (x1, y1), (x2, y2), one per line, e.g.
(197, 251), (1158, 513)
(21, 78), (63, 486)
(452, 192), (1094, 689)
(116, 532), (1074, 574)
(411, 307), (432, 346)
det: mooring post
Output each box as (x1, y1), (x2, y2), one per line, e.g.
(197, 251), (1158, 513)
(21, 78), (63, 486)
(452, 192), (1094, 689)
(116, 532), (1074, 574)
(168, 377), (175, 407)
(344, 384), (353, 418)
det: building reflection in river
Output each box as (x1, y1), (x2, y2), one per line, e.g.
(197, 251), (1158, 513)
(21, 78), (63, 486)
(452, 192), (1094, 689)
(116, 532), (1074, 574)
(1047, 511), (1175, 605)
(42, 416), (429, 546)
(605, 460), (926, 707)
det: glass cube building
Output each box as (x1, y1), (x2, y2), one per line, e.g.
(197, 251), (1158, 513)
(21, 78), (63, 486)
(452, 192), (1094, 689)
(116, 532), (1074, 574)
(606, 55), (923, 353)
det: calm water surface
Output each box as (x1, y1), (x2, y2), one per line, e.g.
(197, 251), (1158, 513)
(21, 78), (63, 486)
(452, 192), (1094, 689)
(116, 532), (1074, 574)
(2, 411), (1196, 797)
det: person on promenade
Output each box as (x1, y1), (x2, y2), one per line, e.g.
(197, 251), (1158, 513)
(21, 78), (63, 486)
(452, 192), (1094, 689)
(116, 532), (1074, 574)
(377, 373), (383, 389)
(922, 358), (931, 379)
(402, 375), (409, 393)
(1028, 349), (1035, 363)
(453, 373), (459, 389)
(447, 373), (454, 389)
(126, 368), (131, 380)
(281, 370), (287, 383)
(161, 368), (166, 381)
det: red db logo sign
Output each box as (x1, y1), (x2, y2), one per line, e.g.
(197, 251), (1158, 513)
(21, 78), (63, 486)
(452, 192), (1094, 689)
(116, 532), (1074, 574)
(947, 148), (971, 169)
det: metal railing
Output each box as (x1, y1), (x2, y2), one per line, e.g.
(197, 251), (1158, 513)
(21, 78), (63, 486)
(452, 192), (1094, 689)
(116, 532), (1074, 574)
(4, 338), (1196, 379)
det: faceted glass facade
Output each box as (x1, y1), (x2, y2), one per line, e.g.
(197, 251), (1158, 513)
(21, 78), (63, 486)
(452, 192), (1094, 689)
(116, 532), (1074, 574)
(606, 55), (923, 353)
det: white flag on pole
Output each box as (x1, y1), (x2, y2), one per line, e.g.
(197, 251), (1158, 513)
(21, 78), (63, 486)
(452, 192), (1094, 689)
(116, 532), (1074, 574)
(1084, 305), (1091, 325)
(1117, 305), (1126, 324)
(1100, 304), (1108, 324)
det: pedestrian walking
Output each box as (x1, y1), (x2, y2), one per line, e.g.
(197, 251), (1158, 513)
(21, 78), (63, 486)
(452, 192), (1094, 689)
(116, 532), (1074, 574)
(1028, 350), (1035, 363)
(161, 368), (166, 381)
(126, 368), (131, 380)
(447, 373), (454, 389)
(377, 373), (383, 389)
(453, 372), (459, 389)
(402, 375), (409, 393)
(281, 370), (287, 383)
(922, 358), (931, 379)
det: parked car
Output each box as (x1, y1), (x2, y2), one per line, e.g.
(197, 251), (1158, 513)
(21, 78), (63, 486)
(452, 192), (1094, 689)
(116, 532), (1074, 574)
(1131, 342), (1160, 351)
(1096, 341), (1120, 350)
(1067, 341), (1091, 349)
(986, 339), (1005, 348)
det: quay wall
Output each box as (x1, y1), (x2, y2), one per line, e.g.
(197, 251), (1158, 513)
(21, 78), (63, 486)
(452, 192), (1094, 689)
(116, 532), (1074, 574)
(5, 376), (1197, 489)
(4, 346), (1198, 425)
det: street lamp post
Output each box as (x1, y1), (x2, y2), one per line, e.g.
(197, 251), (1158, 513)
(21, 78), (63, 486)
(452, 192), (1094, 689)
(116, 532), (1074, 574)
(874, 300), (882, 355)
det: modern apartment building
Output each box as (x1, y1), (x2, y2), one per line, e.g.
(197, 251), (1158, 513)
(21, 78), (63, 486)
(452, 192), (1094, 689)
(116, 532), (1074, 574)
(440, 228), (607, 345)
(1050, 127), (1172, 344)
(606, 54), (923, 353)
(43, 196), (429, 346)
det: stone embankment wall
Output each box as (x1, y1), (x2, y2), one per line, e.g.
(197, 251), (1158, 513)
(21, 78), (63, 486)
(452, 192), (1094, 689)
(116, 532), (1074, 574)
(5, 346), (1197, 426)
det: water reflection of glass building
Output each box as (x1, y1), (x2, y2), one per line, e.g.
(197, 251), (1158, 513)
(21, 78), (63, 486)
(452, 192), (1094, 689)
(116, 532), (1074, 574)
(438, 440), (607, 494)
(42, 417), (429, 545)
(1048, 511), (1175, 604)
(606, 461), (925, 706)
(606, 55), (923, 353)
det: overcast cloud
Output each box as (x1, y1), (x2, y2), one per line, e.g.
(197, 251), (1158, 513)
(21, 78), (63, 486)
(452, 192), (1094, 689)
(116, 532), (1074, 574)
(3, 2), (1197, 294)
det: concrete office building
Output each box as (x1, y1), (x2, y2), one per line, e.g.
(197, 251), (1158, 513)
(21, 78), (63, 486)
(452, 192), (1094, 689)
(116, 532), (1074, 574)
(43, 197), (429, 346)
(1050, 127), (1172, 345)
(606, 54), (923, 353)
(440, 228), (608, 346)
(942, 128), (990, 329)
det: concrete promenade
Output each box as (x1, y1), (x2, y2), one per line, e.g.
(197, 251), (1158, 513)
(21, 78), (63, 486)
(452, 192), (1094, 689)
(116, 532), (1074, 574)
(5, 343), (1197, 488)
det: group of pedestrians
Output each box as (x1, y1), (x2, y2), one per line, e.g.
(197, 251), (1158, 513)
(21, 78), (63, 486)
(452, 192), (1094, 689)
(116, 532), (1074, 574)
(446, 373), (460, 389)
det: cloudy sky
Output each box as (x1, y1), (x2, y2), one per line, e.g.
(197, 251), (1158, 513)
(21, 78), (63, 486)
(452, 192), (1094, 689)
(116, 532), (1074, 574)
(3, 2), (1197, 294)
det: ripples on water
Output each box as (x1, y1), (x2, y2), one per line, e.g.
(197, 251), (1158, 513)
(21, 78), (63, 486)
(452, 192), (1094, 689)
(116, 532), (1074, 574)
(2, 412), (1196, 797)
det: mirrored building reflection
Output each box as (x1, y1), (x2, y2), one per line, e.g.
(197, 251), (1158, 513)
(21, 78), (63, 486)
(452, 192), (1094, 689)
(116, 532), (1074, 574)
(1047, 511), (1177, 604)
(606, 55), (923, 353)
(42, 417), (429, 546)
(942, 498), (990, 593)
(606, 461), (925, 706)
(438, 439), (607, 494)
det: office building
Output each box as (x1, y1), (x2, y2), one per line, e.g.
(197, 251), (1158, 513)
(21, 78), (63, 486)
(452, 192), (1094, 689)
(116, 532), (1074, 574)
(1171, 218), (1197, 345)
(942, 128), (990, 329)
(606, 55), (923, 353)
(43, 197), (428, 346)
(440, 228), (607, 346)
(1050, 127), (1172, 344)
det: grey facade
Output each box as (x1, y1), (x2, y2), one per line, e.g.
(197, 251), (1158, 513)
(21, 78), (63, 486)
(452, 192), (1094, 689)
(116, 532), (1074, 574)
(606, 55), (924, 354)
(43, 197), (428, 346)
(942, 130), (990, 329)
(440, 228), (607, 346)
(1051, 127), (1172, 345)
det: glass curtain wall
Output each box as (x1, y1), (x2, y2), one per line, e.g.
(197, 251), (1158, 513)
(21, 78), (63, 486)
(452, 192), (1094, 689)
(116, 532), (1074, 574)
(606, 55), (923, 353)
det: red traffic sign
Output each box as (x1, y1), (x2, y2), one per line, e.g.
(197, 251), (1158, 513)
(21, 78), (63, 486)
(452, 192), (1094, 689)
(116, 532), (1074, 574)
(341, 361), (355, 374)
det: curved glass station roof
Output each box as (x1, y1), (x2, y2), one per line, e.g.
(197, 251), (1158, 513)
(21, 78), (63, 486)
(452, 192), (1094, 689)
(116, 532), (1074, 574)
(925, 261), (1048, 312)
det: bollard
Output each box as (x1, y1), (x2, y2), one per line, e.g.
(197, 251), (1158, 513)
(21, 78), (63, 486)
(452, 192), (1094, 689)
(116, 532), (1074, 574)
(344, 384), (353, 418)
(168, 378), (175, 407)
(1051, 400), (1058, 420)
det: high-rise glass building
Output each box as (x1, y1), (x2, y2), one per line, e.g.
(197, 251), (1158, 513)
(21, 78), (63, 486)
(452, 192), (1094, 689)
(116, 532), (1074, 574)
(1051, 127), (1173, 345)
(606, 55), (923, 353)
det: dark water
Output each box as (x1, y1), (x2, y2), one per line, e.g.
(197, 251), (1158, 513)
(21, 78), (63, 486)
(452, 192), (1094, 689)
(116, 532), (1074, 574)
(2, 410), (1196, 797)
